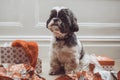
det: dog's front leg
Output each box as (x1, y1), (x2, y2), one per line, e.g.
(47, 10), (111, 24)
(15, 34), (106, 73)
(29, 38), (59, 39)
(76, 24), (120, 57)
(49, 57), (61, 75)
(64, 59), (79, 74)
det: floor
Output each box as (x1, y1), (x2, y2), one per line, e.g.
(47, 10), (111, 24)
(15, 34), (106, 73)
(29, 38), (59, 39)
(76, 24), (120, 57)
(40, 58), (120, 80)
(40, 60), (61, 80)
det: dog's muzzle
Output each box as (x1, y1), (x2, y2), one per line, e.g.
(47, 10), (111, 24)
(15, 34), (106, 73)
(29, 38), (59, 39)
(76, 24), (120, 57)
(48, 18), (62, 32)
(52, 18), (62, 26)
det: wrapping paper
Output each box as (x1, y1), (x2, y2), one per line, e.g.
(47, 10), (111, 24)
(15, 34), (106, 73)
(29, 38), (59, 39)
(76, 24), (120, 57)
(0, 47), (30, 64)
(56, 54), (117, 80)
(0, 47), (42, 74)
(0, 64), (45, 80)
(0, 40), (44, 80)
(96, 55), (115, 71)
(12, 40), (38, 68)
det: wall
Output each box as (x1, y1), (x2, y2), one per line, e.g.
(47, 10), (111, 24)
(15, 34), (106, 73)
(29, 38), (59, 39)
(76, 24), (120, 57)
(0, 0), (120, 59)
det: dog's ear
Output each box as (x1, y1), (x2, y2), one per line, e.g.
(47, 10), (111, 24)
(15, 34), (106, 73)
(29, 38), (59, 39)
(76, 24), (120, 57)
(46, 9), (57, 28)
(67, 9), (79, 32)
(46, 19), (50, 28)
(71, 16), (79, 32)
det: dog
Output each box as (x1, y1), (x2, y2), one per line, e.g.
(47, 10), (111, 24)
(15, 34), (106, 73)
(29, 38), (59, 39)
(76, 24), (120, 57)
(46, 7), (85, 75)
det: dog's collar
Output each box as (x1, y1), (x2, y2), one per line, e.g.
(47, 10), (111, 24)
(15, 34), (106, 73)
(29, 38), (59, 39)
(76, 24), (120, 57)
(55, 33), (73, 41)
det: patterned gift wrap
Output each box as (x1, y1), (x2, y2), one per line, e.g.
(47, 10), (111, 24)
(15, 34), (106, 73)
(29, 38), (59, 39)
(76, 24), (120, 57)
(0, 47), (42, 73)
(36, 58), (42, 74)
(0, 47), (29, 64)
(96, 55), (115, 71)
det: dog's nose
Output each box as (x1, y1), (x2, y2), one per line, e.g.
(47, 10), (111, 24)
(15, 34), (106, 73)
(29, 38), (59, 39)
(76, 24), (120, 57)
(53, 18), (59, 22)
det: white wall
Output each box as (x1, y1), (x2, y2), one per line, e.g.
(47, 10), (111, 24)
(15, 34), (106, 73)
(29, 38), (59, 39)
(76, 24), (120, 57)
(0, 0), (120, 59)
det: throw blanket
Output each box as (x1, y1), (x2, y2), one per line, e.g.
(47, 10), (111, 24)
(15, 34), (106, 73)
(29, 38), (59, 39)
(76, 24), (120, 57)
(12, 40), (38, 68)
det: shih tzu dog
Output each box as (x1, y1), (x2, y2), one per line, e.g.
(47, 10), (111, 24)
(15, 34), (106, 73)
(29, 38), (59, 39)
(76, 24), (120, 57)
(46, 7), (85, 75)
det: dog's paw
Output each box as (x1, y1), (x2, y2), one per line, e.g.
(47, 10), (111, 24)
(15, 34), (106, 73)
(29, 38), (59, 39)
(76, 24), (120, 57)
(49, 71), (57, 75)
(49, 70), (60, 75)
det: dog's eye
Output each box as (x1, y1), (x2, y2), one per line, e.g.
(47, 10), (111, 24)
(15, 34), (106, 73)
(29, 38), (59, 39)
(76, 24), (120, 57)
(60, 17), (66, 21)
(50, 13), (56, 18)
(60, 17), (64, 20)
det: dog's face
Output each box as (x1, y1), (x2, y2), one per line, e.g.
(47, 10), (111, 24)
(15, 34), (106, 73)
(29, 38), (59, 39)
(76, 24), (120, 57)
(46, 7), (79, 38)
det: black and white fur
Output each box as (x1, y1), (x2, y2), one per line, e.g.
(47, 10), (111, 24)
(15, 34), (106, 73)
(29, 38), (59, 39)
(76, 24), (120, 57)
(46, 7), (84, 75)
